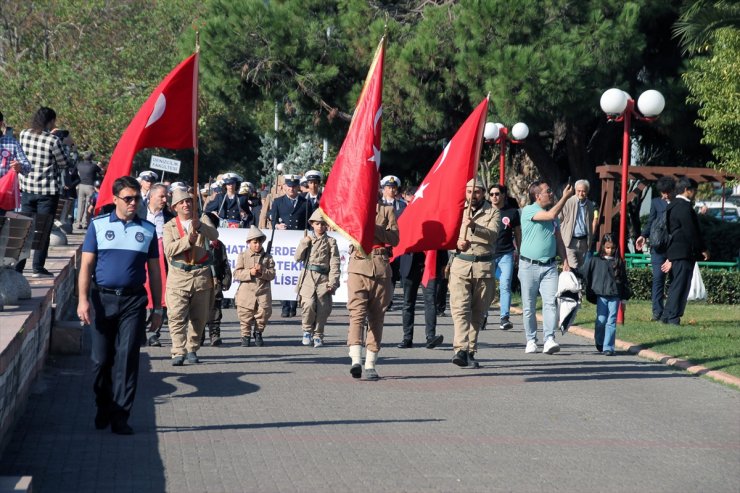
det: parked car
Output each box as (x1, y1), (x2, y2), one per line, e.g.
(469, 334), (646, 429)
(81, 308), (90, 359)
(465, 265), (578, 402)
(695, 201), (740, 222)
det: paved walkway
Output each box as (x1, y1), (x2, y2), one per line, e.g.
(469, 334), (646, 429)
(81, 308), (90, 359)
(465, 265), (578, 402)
(1, 296), (739, 492)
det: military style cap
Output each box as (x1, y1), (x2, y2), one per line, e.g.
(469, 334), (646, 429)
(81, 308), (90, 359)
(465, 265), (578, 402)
(381, 175), (401, 187)
(169, 181), (188, 193)
(466, 177), (485, 190)
(283, 174), (301, 187)
(138, 170), (158, 182)
(246, 225), (266, 242)
(300, 176), (308, 187)
(308, 209), (326, 223)
(304, 169), (323, 182)
(222, 172), (243, 185)
(171, 188), (193, 206)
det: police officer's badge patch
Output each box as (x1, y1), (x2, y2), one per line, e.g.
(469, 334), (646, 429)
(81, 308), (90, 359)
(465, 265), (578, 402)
(135, 232), (145, 242)
(105, 230), (115, 240)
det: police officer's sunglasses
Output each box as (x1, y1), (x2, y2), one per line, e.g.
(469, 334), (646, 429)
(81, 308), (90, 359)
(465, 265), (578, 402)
(116, 195), (140, 204)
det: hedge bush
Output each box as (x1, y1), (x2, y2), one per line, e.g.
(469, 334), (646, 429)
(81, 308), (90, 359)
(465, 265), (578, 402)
(697, 215), (740, 262)
(627, 266), (740, 304)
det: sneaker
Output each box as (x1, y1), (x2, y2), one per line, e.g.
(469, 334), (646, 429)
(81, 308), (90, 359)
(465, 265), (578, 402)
(171, 355), (185, 366)
(210, 335), (222, 347)
(363, 368), (379, 381)
(604, 350), (616, 356)
(186, 352), (199, 364)
(313, 337), (323, 348)
(302, 332), (312, 346)
(525, 340), (538, 353)
(147, 335), (161, 347)
(500, 317), (514, 330)
(543, 338), (560, 355)
(31, 268), (54, 278)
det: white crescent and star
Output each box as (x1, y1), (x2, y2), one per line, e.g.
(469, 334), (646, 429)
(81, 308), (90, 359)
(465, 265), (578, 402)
(146, 93), (167, 128)
(433, 139), (452, 174)
(412, 182), (430, 203)
(368, 106), (383, 170)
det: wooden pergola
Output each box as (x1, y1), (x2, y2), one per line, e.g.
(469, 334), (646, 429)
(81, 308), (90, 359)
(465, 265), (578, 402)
(595, 165), (738, 243)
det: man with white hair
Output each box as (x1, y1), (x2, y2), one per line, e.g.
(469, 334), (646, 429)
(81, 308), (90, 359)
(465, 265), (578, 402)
(558, 179), (597, 269)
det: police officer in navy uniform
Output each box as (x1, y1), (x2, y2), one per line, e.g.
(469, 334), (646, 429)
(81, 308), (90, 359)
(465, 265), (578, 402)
(205, 172), (252, 227)
(269, 174), (309, 317)
(380, 175), (406, 307)
(77, 176), (162, 435)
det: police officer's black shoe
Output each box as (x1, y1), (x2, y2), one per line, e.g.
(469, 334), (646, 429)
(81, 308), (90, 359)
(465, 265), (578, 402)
(148, 335), (161, 347)
(111, 420), (134, 435)
(94, 408), (110, 430)
(241, 336), (251, 347)
(289, 309), (297, 317)
(452, 350), (468, 367)
(281, 309), (290, 318)
(426, 335), (444, 349)
(465, 352), (480, 369)
(254, 332), (264, 347)
(350, 364), (362, 379)
(397, 340), (412, 348)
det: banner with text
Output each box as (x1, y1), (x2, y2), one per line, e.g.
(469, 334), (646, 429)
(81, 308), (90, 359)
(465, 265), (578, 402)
(218, 228), (351, 302)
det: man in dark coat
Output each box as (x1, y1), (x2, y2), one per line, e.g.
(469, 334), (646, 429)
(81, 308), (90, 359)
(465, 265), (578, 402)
(660, 178), (709, 325)
(269, 174), (309, 317)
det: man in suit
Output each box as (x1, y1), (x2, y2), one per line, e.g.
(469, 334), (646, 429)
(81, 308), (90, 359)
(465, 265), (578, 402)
(396, 251), (444, 349)
(635, 176), (676, 321)
(660, 178), (709, 325)
(558, 179), (597, 270)
(303, 169), (323, 212)
(269, 174), (309, 317)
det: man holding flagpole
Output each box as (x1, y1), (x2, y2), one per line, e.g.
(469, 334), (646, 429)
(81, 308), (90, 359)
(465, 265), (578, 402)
(449, 177), (500, 369)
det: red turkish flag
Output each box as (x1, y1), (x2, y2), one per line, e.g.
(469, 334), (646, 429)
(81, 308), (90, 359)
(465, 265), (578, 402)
(320, 37), (385, 256)
(393, 97), (489, 262)
(96, 53), (198, 213)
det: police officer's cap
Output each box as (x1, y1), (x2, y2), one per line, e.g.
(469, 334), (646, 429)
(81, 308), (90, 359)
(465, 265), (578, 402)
(299, 176), (308, 187)
(169, 181), (188, 193)
(138, 170), (158, 182)
(283, 174), (301, 187)
(304, 170), (323, 182)
(246, 225), (266, 242)
(381, 175), (401, 188)
(222, 172), (243, 185)
(308, 209), (326, 224)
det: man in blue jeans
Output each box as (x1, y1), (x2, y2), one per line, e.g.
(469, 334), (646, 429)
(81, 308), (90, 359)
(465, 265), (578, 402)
(518, 180), (573, 354)
(490, 184), (521, 330)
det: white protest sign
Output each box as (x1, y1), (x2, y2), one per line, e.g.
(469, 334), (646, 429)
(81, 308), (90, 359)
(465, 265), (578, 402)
(217, 228), (351, 302)
(150, 155), (181, 174)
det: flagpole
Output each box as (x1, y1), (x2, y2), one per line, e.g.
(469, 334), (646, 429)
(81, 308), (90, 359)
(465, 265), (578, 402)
(460, 94), (490, 239)
(193, 32), (201, 211)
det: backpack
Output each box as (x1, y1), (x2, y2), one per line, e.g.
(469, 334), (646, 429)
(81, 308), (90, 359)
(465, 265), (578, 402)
(649, 208), (670, 254)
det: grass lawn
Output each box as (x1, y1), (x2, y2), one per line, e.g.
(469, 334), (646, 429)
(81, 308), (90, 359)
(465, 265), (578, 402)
(574, 300), (740, 378)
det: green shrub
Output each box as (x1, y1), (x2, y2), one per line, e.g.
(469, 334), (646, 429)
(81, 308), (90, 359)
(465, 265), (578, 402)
(627, 266), (740, 304)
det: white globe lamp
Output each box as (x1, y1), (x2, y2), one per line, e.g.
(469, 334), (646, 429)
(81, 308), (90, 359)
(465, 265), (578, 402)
(600, 88), (628, 115)
(637, 90), (665, 117)
(511, 122), (529, 140)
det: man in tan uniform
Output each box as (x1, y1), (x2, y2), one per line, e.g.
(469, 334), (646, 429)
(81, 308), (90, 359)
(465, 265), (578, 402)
(295, 209), (341, 347)
(449, 177), (500, 369)
(347, 204), (399, 380)
(163, 188), (219, 366)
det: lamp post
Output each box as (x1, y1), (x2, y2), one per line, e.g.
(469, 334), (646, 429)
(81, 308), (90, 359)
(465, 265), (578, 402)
(484, 121), (529, 186)
(600, 87), (665, 323)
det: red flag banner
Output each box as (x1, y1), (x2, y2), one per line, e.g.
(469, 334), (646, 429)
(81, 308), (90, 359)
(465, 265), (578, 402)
(96, 53), (198, 213)
(320, 37), (386, 256)
(393, 97), (489, 258)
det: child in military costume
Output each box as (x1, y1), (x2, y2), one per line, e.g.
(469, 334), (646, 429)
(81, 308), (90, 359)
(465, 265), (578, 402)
(234, 226), (276, 347)
(295, 209), (341, 347)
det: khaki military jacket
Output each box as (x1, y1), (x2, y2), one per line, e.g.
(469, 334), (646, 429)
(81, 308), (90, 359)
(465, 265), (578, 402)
(233, 249), (276, 308)
(163, 214), (219, 292)
(295, 233), (341, 298)
(348, 204), (399, 278)
(450, 201), (500, 278)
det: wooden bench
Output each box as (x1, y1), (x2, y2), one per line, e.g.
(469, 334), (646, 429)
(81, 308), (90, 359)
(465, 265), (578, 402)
(0, 213), (33, 268)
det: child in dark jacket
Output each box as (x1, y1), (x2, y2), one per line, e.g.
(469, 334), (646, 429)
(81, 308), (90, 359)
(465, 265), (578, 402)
(582, 234), (631, 356)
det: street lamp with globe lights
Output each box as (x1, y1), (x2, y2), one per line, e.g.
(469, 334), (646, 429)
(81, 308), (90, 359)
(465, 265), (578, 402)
(484, 121), (529, 186)
(600, 87), (665, 323)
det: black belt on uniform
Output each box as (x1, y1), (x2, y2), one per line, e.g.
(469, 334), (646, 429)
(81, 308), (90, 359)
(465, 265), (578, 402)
(307, 264), (329, 274)
(95, 285), (146, 296)
(520, 255), (555, 266)
(455, 253), (493, 262)
(170, 259), (212, 271)
(572, 235), (587, 240)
